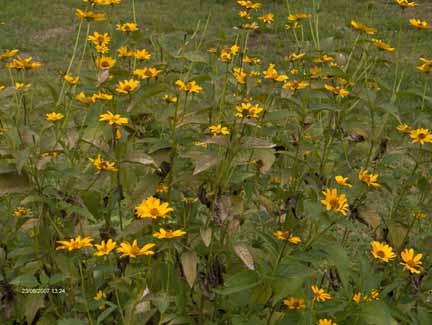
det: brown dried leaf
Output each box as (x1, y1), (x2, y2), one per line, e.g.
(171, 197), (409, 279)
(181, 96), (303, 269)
(181, 251), (198, 288)
(233, 243), (255, 270)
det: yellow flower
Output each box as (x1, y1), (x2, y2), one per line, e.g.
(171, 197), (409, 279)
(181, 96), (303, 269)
(6, 56), (42, 70)
(0, 85), (5, 92)
(283, 80), (309, 91)
(94, 290), (106, 301)
(409, 128), (432, 144)
(233, 67), (247, 84)
(175, 80), (203, 94)
(135, 196), (174, 219)
(358, 168), (380, 188)
(99, 111), (128, 126)
(263, 63), (288, 82)
(310, 66), (322, 76)
(237, 0), (262, 10)
(335, 176), (352, 188)
(14, 207), (29, 217)
(116, 22), (139, 32)
(115, 79), (140, 94)
(75, 9), (106, 22)
(14, 82), (31, 91)
(0, 49), (19, 60)
(318, 319), (337, 325)
(395, 0), (417, 8)
(41, 151), (59, 159)
(235, 102), (264, 119)
(400, 248), (423, 274)
(415, 212), (427, 220)
(94, 239), (117, 256)
(76, 92), (96, 105)
(64, 74), (80, 85)
(162, 94), (178, 103)
(285, 22), (301, 30)
(371, 241), (396, 262)
(56, 236), (94, 251)
(283, 297), (306, 309)
(46, 112), (64, 122)
(133, 67), (162, 79)
(417, 63), (432, 73)
(92, 92), (113, 101)
(286, 52), (305, 61)
(134, 49), (152, 61)
(324, 84), (349, 97)
(89, 154), (118, 172)
(396, 123), (412, 133)
(313, 54), (334, 63)
(96, 56), (116, 70)
(88, 32), (111, 47)
(219, 44), (240, 62)
(409, 18), (429, 29)
(288, 13), (311, 21)
(243, 56), (261, 65)
(117, 46), (135, 58)
(258, 13), (274, 24)
(371, 39), (395, 52)
(153, 228), (187, 239)
(155, 184), (169, 193)
(311, 285), (331, 302)
(353, 292), (362, 303)
(116, 240), (156, 258)
(209, 124), (230, 136)
(274, 231), (301, 244)
(321, 188), (349, 216)
(351, 20), (377, 35)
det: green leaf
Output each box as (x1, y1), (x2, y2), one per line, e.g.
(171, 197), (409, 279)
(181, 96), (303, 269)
(182, 51), (208, 63)
(10, 274), (39, 288)
(24, 294), (45, 324)
(213, 270), (260, 295)
(96, 305), (117, 324)
(359, 301), (396, 325)
(58, 318), (87, 325)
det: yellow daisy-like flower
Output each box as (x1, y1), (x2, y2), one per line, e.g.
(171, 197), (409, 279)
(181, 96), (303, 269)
(409, 128), (432, 144)
(0, 49), (19, 60)
(235, 102), (264, 119)
(135, 196), (174, 219)
(99, 111), (128, 126)
(237, 0), (261, 10)
(6, 56), (42, 70)
(133, 67), (162, 80)
(153, 228), (187, 239)
(400, 248), (423, 274)
(64, 74), (80, 85)
(117, 46), (135, 58)
(92, 92), (113, 101)
(286, 52), (306, 61)
(134, 49), (152, 61)
(155, 184), (169, 193)
(324, 84), (349, 97)
(353, 292), (362, 303)
(162, 94), (178, 103)
(175, 80), (203, 94)
(321, 188), (349, 216)
(409, 18), (429, 29)
(233, 67), (247, 85)
(318, 319), (337, 325)
(76, 92), (96, 105)
(415, 212), (427, 220)
(311, 285), (332, 302)
(335, 176), (352, 188)
(417, 63), (432, 73)
(89, 154), (118, 172)
(263, 63), (288, 82)
(56, 236), (94, 251)
(94, 239), (117, 256)
(274, 230), (301, 244)
(351, 20), (377, 35)
(396, 123), (412, 134)
(115, 79), (140, 94)
(358, 169), (380, 188)
(395, 0), (417, 8)
(14, 82), (31, 91)
(88, 32), (111, 47)
(94, 290), (106, 301)
(283, 80), (309, 91)
(46, 112), (64, 122)
(75, 9), (106, 22)
(116, 22), (139, 32)
(371, 241), (396, 262)
(116, 240), (156, 258)
(209, 124), (230, 136)
(364, 289), (380, 302)
(96, 56), (116, 70)
(258, 13), (274, 24)
(14, 207), (29, 217)
(288, 13), (311, 21)
(283, 297), (306, 310)
(371, 39), (395, 52)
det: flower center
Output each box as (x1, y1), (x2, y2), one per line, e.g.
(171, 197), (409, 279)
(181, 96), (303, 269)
(377, 250), (385, 258)
(150, 208), (160, 216)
